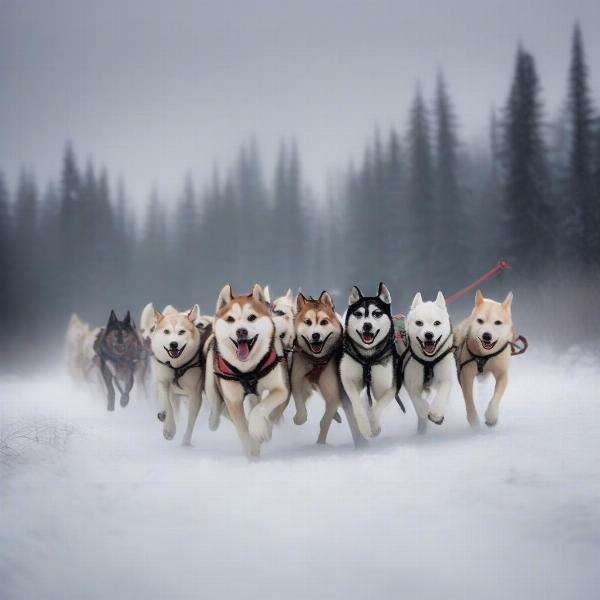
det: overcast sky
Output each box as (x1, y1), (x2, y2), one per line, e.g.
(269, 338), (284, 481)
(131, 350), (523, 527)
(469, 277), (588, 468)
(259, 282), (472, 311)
(0, 0), (598, 202)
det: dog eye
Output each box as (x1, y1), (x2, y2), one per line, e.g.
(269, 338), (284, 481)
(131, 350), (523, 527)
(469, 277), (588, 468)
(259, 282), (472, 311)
(320, 319), (329, 326)
(477, 318), (484, 325)
(415, 320), (423, 327)
(304, 319), (312, 326)
(433, 320), (441, 326)
(178, 330), (185, 335)
(373, 311), (382, 319)
(353, 311), (362, 319)
(247, 314), (257, 322)
(163, 329), (170, 335)
(494, 320), (502, 326)
(226, 316), (235, 323)
(274, 310), (285, 317)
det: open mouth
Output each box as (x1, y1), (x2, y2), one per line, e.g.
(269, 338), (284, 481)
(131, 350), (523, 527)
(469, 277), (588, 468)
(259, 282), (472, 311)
(417, 336), (441, 356)
(357, 329), (379, 345)
(479, 338), (497, 351)
(164, 344), (186, 359)
(302, 332), (332, 355)
(231, 335), (258, 361)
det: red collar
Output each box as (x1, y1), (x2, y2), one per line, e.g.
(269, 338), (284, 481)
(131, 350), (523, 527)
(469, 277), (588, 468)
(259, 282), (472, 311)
(216, 349), (278, 377)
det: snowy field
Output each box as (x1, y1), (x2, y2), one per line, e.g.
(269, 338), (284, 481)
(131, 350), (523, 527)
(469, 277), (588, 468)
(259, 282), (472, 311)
(1, 347), (599, 600)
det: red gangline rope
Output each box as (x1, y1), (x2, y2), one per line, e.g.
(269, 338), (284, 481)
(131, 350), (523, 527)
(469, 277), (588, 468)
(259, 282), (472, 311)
(445, 260), (511, 305)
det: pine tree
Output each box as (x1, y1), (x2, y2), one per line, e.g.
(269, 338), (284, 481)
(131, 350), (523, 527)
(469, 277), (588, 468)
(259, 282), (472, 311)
(502, 46), (549, 272)
(566, 23), (596, 266)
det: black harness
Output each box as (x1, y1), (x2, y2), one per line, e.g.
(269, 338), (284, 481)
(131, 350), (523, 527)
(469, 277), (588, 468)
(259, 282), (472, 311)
(457, 334), (528, 380)
(213, 337), (281, 398)
(343, 297), (405, 413)
(398, 333), (455, 389)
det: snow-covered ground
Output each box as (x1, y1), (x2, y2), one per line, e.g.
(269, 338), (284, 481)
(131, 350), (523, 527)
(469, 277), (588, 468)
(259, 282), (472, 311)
(1, 347), (599, 600)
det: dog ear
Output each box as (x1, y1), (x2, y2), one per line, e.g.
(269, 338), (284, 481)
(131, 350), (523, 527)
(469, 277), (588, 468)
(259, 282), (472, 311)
(196, 315), (213, 331)
(108, 310), (118, 326)
(435, 291), (446, 309)
(187, 304), (200, 323)
(286, 289), (293, 301)
(252, 283), (267, 305)
(296, 292), (307, 312)
(411, 292), (423, 309)
(475, 289), (484, 306)
(140, 303), (155, 333)
(216, 284), (233, 311)
(502, 291), (513, 311)
(263, 285), (271, 304)
(378, 282), (391, 305)
(349, 286), (363, 305)
(318, 290), (334, 308)
(153, 308), (163, 325)
(123, 311), (131, 326)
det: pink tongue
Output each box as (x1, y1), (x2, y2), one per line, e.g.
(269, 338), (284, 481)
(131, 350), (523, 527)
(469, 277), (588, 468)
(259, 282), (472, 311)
(237, 340), (250, 361)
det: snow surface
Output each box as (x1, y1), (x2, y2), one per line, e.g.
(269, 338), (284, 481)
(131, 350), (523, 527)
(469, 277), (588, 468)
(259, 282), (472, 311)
(1, 348), (599, 600)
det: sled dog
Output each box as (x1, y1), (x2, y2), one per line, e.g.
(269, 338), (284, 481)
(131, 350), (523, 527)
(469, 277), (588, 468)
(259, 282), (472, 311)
(93, 310), (145, 411)
(265, 287), (296, 366)
(339, 283), (404, 439)
(205, 283), (289, 459)
(398, 292), (455, 433)
(142, 304), (212, 444)
(454, 290), (514, 427)
(291, 291), (363, 445)
(66, 313), (94, 382)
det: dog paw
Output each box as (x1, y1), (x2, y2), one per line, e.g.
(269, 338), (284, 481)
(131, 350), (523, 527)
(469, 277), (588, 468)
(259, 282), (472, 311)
(467, 414), (480, 428)
(163, 424), (176, 440)
(356, 417), (373, 439)
(484, 409), (498, 427)
(333, 411), (342, 423)
(157, 410), (166, 422)
(107, 403), (115, 412)
(120, 393), (129, 407)
(293, 409), (307, 425)
(249, 409), (272, 443)
(428, 412), (445, 425)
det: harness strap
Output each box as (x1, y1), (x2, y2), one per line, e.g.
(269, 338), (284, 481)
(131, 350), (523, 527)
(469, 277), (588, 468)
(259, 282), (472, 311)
(398, 334), (455, 389)
(154, 346), (205, 388)
(213, 339), (280, 397)
(457, 334), (528, 380)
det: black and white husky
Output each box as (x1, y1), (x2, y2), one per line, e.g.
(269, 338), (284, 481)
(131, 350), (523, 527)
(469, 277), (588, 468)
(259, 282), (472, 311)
(339, 283), (404, 439)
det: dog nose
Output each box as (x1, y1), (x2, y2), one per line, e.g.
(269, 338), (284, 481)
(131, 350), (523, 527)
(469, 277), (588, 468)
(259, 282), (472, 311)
(363, 322), (373, 332)
(424, 331), (434, 341)
(236, 328), (248, 339)
(482, 332), (492, 342)
(311, 332), (321, 341)
(169, 341), (179, 350)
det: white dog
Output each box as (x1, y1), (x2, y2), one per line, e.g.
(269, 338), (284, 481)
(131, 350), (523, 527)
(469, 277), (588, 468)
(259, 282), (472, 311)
(398, 292), (455, 433)
(142, 304), (212, 445)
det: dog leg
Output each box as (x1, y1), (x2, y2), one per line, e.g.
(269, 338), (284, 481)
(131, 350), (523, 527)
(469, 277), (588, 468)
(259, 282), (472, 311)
(344, 382), (373, 439)
(227, 398), (259, 459)
(460, 370), (479, 427)
(205, 366), (224, 431)
(485, 373), (508, 427)
(100, 361), (115, 411)
(338, 392), (366, 447)
(371, 388), (397, 437)
(120, 370), (134, 407)
(249, 385), (287, 444)
(428, 379), (451, 425)
(406, 384), (429, 434)
(317, 377), (342, 444)
(290, 367), (309, 425)
(182, 390), (202, 446)
(157, 382), (176, 440)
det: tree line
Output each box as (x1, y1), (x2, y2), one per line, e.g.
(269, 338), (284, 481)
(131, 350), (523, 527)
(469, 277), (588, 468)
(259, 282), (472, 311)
(1, 24), (599, 356)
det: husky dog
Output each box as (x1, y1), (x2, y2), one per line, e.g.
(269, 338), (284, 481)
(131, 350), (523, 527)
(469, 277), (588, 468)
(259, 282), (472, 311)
(93, 310), (145, 411)
(205, 283), (289, 459)
(398, 292), (455, 432)
(143, 304), (213, 444)
(265, 287), (296, 365)
(339, 283), (404, 439)
(66, 313), (93, 382)
(454, 290), (514, 427)
(291, 291), (363, 445)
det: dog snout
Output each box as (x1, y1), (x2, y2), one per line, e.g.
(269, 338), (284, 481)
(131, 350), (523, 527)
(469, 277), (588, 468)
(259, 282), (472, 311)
(482, 332), (492, 342)
(311, 332), (321, 341)
(424, 331), (434, 341)
(169, 341), (179, 350)
(236, 328), (248, 339)
(363, 322), (373, 332)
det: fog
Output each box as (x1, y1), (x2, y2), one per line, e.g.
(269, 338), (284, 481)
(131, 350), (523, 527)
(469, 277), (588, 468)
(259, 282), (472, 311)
(1, 0), (600, 199)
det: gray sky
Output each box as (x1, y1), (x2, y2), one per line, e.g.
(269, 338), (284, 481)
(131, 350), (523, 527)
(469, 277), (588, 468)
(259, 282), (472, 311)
(0, 0), (598, 202)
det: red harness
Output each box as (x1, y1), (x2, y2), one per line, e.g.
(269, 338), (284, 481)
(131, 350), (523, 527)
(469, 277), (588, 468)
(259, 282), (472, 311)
(214, 347), (280, 397)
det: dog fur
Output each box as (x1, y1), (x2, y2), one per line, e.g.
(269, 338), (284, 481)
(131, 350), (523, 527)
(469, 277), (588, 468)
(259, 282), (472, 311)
(204, 283), (289, 459)
(454, 290), (514, 427)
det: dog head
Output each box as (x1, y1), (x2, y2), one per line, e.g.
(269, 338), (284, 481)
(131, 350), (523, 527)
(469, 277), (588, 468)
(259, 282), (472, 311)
(406, 292), (452, 358)
(67, 313), (89, 346)
(269, 289), (296, 350)
(214, 283), (274, 368)
(468, 290), (513, 352)
(103, 310), (140, 358)
(149, 304), (206, 364)
(345, 283), (393, 350)
(295, 291), (342, 357)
